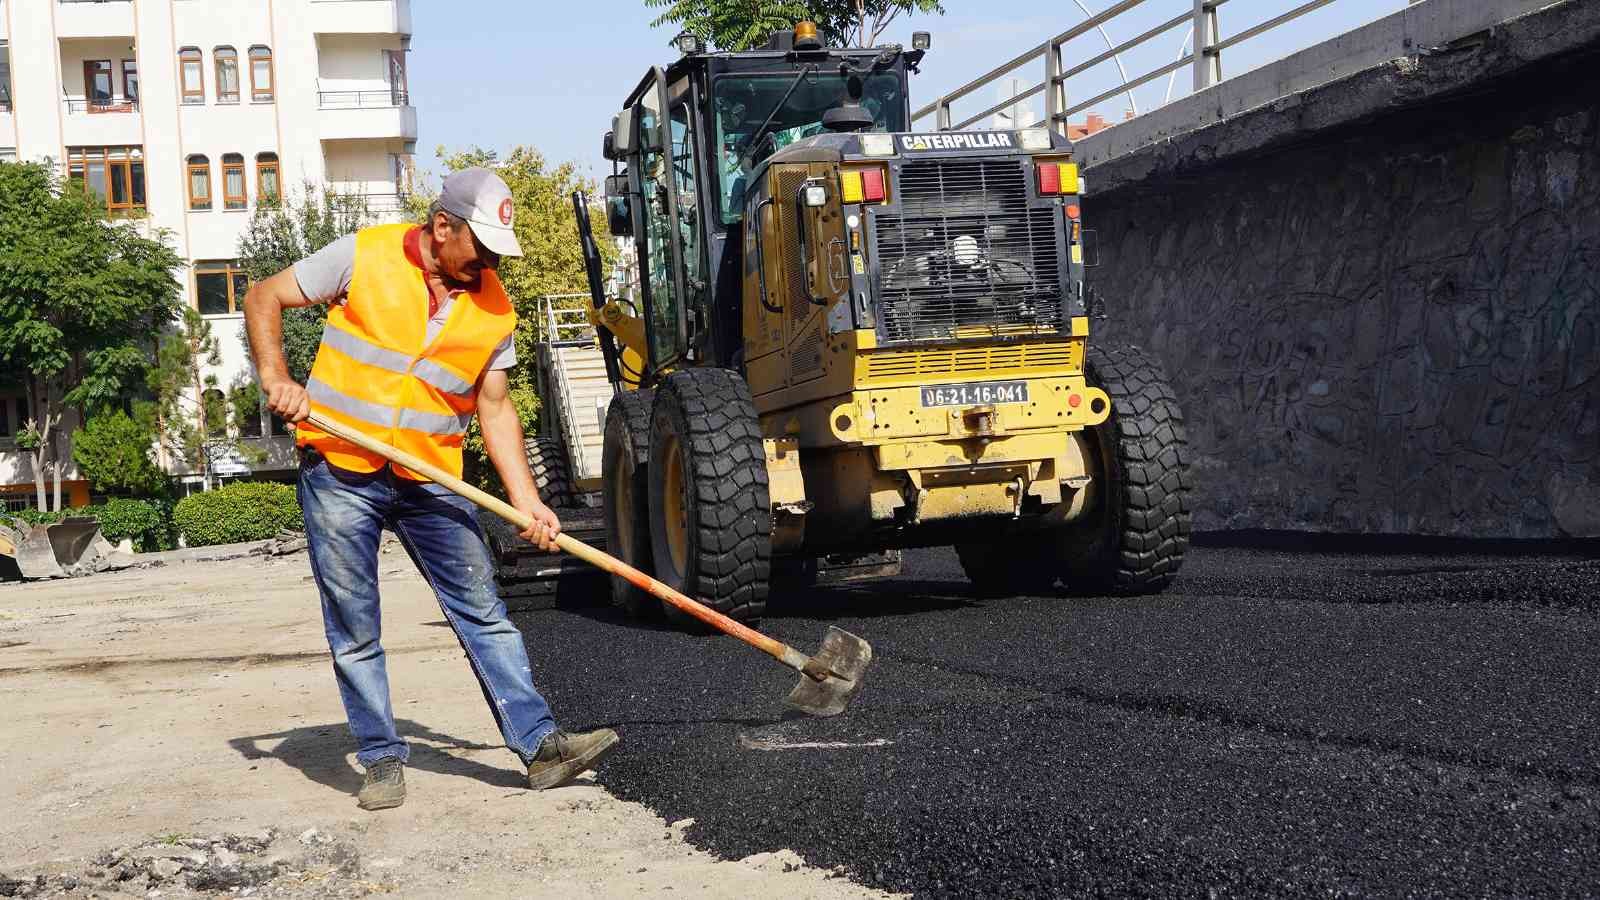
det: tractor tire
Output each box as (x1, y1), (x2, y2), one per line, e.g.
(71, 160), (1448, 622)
(602, 389), (658, 619)
(955, 541), (1057, 598)
(526, 436), (575, 510)
(1061, 343), (1192, 594)
(647, 369), (771, 627)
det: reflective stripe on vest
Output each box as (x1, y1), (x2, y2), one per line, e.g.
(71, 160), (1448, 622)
(295, 222), (515, 480)
(318, 323), (477, 396)
(307, 377), (475, 435)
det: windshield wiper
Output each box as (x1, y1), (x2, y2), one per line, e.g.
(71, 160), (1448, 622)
(736, 64), (817, 170)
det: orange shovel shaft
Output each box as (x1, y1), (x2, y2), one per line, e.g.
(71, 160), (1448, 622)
(302, 414), (808, 672)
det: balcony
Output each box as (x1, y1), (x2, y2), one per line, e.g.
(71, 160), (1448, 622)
(310, 0), (411, 36)
(62, 96), (141, 145)
(54, 0), (135, 40)
(317, 90), (415, 141)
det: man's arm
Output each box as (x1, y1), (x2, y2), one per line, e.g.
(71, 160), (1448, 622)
(478, 369), (561, 551)
(243, 268), (317, 423)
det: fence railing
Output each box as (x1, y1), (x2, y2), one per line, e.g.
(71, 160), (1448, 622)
(65, 97), (139, 114)
(318, 90), (408, 109)
(912, 0), (1356, 134)
(540, 294), (596, 346)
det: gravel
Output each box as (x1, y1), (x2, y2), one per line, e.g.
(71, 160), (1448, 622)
(514, 540), (1600, 897)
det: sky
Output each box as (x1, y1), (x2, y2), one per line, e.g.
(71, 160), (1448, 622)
(408, 0), (1409, 188)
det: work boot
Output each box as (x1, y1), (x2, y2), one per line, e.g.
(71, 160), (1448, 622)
(357, 758), (406, 811)
(526, 728), (620, 790)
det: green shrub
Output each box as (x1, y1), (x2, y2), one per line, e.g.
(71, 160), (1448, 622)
(97, 498), (175, 552)
(13, 508), (66, 527)
(173, 481), (302, 547)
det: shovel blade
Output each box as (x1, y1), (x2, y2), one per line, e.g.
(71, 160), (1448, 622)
(784, 626), (873, 718)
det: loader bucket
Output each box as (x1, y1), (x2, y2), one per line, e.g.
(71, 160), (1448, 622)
(0, 522), (21, 581)
(8, 518), (111, 580)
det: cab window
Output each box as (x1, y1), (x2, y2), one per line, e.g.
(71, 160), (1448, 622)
(712, 71), (906, 224)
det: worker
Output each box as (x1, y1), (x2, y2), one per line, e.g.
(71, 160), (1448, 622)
(243, 167), (619, 811)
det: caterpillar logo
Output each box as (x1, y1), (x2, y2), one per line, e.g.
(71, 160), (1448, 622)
(899, 132), (1015, 152)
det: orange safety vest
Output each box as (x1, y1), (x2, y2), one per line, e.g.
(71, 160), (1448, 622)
(296, 223), (516, 480)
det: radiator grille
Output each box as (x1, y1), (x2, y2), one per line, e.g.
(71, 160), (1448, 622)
(873, 159), (1067, 345)
(773, 169), (810, 324)
(863, 341), (1083, 381)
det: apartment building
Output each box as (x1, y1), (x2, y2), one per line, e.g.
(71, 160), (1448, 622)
(0, 0), (417, 508)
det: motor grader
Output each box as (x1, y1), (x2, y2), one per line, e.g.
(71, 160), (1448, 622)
(536, 22), (1191, 624)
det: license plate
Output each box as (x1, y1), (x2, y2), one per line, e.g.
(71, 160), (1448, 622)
(919, 381), (1030, 407)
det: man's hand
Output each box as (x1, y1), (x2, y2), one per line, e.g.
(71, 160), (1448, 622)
(262, 372), (311, 423)
(517, 498), (562, 552)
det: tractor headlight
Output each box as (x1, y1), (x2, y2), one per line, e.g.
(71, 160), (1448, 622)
(860, 133), (897, 157)
(802, 183), (828, 207)
(1018, 128), (1052, 151)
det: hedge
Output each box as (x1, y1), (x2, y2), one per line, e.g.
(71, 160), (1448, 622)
(172, 481), (303, 547)
(5, 499), (175, 552)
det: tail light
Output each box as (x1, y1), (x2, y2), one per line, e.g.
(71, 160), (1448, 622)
(1036, 161), (1080, 195)
(841, 167), (887, 204)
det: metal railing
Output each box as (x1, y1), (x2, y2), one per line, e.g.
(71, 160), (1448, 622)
(317, 89), (408, 109)
(65, 97), (139, 114)
(544, 293), (604, 477)
(540, 293), (596, 346)
(912, 0), (1356, 134)
(356, 191), (410, 213)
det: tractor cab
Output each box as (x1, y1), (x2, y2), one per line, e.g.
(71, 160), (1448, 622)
(601, 23), (920, 378)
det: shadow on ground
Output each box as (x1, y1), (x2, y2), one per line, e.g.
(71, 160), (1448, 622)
(227, 718), (527, 795)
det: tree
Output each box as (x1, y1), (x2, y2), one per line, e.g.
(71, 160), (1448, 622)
(70, 404), (168, 497)
(0, 161), (183, 510)
(646, 0), (944, 50)
(415, 145), (616, 488)
(237, 184), (371, 384)
(149, 308), (231, 489)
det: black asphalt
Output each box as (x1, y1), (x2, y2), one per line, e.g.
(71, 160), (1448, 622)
(511, 540), (1600, 897)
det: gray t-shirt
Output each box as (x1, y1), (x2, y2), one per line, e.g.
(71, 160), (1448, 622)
(292, 233), (517, 371)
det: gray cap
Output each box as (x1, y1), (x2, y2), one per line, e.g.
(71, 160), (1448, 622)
(437, 167), (524, 258)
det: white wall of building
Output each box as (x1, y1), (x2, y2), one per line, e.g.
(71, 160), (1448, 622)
(0, 0), (416, 498)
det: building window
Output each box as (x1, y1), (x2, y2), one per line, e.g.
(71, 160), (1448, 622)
(68, 146), (145, 216)
(83, 59), (113, 110)
(195, 260), (248, 315)
(187, 154), (211, 210)
(256, 153), (280, 204)
(384, 49), (408, 105)
(121, 59), (139, 104)
(179, 47), (204, 104)
(221, 153), (246, 209)
(202, 389), (227, 438)
(0, 395), (29, 441)
(214, 47), (239, 103)
(235, 391), (263, 438)
(249, 46), (274, 103)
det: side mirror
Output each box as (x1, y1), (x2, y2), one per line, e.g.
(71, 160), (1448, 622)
(602, 131), (617, 162)
(612, 109), (636, 156)
(605, 173), (633, 238)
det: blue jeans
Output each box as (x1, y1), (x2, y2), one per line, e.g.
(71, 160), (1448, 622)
(297, 452), (557, 768)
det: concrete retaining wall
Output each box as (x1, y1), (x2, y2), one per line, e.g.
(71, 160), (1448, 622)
(1082, 0), (1600, 537)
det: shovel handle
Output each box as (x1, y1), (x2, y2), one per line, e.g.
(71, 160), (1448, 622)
(301, 414), (808, 671)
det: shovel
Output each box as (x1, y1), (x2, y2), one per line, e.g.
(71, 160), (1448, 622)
(304, 413), (872, 718)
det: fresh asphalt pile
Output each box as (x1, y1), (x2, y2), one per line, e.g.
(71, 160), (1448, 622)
(512, 540), (1600, 897)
